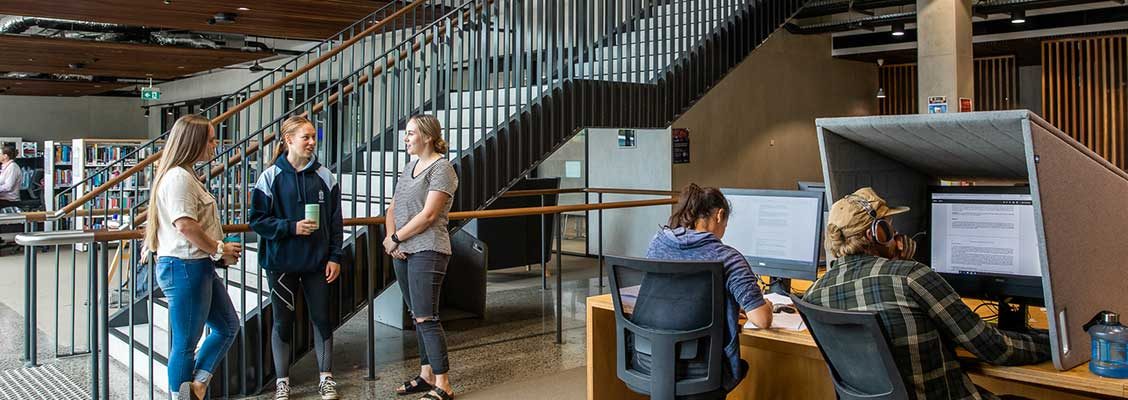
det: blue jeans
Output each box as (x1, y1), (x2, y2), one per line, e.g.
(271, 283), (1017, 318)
(155, 257), (240, 392)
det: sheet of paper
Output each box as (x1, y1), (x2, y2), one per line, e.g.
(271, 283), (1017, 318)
(744, 312), (806, 331)
(763, 293), (794, 306)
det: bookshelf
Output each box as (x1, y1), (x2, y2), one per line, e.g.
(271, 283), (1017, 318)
(43, 140), (74, 215)
(68, 139), (152, 233)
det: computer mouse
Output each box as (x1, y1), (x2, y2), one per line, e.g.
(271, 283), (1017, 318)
(773, 304), (796, 314)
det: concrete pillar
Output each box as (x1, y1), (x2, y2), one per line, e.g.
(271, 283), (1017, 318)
(916, 0), (974, 113)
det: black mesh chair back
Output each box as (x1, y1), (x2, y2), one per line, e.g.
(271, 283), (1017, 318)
(606, 255), (725, 400)
(790, 294), (909, 400)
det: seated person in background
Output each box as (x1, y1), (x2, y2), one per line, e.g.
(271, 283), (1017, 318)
(641, 183), (773, 397)
(0, 145), (21, 209)
(804, 187), (1050, 400)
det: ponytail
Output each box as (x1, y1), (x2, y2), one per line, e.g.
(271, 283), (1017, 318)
(667, 183), (731, 229)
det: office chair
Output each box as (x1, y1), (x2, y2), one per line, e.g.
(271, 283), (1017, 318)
(606, 255), (725, 400)
(790, 294), (909, 400)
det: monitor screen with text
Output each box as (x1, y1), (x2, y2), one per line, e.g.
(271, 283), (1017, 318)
(722, 190), (822, 281)
(930, 190), (1042, 278)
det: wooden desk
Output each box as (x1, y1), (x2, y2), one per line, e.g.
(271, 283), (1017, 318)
(586, 294), (1127, 399)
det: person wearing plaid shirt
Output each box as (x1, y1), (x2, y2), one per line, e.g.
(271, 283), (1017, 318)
(804, 187), (1051, 400)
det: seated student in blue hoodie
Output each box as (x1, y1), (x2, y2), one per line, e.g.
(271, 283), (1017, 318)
(643, 183), (773, 398)
(250, 116), (344, 400)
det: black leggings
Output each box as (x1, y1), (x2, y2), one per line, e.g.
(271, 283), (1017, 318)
(267, 270), (333, 378)
(393, 251), (451, 374)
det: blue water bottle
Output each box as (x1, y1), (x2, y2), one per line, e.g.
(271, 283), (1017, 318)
(1088, 311), (1128, 378)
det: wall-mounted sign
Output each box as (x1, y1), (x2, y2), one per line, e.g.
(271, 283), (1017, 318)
(617, 129), (636, 148)
(927, 95), (947, 114)
(141, 86), (161, 100)
(959, 98), (973, 113)
(672, 128), (690, 164)
(564, 160), (582, 178)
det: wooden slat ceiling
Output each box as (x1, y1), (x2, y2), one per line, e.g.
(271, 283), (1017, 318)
(0, 0), (397, 40)
(0, 79), (131, 96)
(0, 34), (266, 80)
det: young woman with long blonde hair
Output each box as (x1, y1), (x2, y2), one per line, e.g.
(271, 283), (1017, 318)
(143, 114), (242, 400)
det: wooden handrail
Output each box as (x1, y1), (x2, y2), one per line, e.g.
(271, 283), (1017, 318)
(90, 195), (676, 242)
(55, 0), (431, 217)
(501, 187), (680, 198)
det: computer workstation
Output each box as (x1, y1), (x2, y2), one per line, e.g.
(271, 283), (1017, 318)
(719, 188), (823, 298)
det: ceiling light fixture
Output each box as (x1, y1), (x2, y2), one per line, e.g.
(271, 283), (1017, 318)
(891, 22), (905, 36)
(237, 7), (251, 11)
(1010, 10), (1026, 24)
(876, 59), (886, 99)
(248, 60), (265, 73)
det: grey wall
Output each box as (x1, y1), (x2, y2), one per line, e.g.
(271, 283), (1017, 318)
(0, 96), (148, 141)
(585, 128), (671, 258)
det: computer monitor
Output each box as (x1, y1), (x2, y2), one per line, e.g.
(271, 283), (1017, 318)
(721, 189), (824, 294)
(797, 181), (829, 212)
(929, 186), (1044, 329)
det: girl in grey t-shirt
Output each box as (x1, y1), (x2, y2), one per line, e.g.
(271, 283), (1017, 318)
(385, 114), (458, 400)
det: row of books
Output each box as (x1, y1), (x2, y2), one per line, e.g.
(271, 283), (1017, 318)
(54, 144), (73, 164)
(86, 145), (141, 165)
(53, 170), (73, 186)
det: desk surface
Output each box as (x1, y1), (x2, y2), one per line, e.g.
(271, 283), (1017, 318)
(587, 294), (1128, 398)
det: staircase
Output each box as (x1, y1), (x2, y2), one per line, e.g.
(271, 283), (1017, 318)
(51, 0), (807, 397)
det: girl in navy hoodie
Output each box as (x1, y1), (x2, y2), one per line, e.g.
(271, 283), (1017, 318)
(250, 116), (344, 400)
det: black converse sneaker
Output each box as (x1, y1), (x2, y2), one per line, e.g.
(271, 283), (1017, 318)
(274, 380), (291, 400)
(318, 376), (340, 400)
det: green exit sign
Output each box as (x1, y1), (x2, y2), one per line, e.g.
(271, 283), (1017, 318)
(141, 87), (161, 100)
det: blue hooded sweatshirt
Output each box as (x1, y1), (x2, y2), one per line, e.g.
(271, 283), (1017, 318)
(645, 226), (766, 391)
(250, 153), (343, 273)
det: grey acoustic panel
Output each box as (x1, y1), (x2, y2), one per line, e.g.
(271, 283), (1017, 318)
(816, 111), (1030, 179)
(817, 127), (931, 238)
(1027, 115), (1128, 371)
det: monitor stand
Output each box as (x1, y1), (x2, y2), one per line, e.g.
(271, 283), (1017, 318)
(996, 300), (1029, 332)
(766, 277), (792, 296)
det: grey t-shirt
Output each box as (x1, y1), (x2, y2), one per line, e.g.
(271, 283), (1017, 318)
(392, 157), (458, 255)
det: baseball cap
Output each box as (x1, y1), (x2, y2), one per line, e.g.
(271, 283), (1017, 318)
(827, 187), (910, 238)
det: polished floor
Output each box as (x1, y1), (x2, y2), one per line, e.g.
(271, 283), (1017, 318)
(0, 247), (606, 399)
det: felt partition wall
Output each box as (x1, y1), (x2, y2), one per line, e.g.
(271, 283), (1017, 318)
(1027, 114), (1128, 370)
(815, 110), (1128, 370)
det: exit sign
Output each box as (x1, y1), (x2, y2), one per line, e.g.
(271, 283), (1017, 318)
(141, 87), (161, 100)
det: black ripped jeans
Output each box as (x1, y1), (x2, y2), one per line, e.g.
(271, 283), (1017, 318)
(393, 250), (451, 374)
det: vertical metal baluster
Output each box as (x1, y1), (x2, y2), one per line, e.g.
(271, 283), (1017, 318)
(88, 242), (98, 399)
(541, 194), (547, 290)
(99, 241), (109, 400)
(555, 209), (563, 344)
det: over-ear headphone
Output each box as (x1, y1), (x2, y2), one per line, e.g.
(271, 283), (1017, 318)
(847, 194), (894, 245)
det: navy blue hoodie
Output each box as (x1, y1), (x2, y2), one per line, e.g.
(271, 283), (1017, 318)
(250, 153), (343, 273)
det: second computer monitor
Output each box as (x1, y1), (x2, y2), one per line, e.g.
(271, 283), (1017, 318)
(929, 186), (1044, 303)
(721, 189), (824, 281)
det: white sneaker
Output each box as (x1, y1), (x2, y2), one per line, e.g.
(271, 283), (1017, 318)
(319, 376), (340, 400)
(274, 380), (291, 400)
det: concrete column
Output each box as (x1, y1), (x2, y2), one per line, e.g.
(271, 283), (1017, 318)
(916, 0), (974, 113)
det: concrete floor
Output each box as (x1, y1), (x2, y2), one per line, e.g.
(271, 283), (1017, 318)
(0, 245), (607, 399)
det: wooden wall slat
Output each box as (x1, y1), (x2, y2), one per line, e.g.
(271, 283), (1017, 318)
(1042, 34), (1128, 170)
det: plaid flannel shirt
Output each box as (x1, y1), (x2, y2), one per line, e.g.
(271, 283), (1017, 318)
(803, 254), (1051, 400)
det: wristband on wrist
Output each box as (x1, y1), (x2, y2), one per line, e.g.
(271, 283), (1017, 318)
(210, 240), (223, 261)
